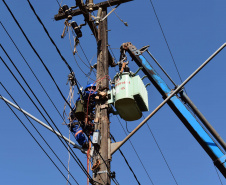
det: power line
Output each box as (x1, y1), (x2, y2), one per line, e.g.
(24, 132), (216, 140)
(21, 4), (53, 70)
(78, 42), (97, 76)
(0, 54), (94, 182)
(142, 115), (179, 185)
(116, 116), (154, 185)
(68, 26), (96, 79)
(0, 89), (73, 185)
(110, 134), (141, 185)
(0, 21), (89, 155)
(2, 0), (82, 110)
(0, 4), (114, 181)
(148, 0), (184, 85)
(0, 83), (80, 185)
(55, 0), (61, 7)
(26, 0), (73, 73)
(68, 27), (95, 80)
(0, 21), (64, 121)
(214, 165), (223, 185)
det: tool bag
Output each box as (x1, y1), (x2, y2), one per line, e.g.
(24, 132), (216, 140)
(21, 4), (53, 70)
(74, 99), (85, 121)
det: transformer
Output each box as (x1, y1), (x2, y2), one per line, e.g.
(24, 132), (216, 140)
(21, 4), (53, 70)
(108, 72), (149, 121)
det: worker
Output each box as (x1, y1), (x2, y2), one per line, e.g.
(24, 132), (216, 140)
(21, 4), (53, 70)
(69, 83), (97, 149)
(69, 120), (89, 150)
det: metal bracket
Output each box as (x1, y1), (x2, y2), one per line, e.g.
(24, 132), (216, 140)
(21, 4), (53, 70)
(100, 104), (109, 109)
(97, 170), (109, 174)
(101, 4), (120, 21)
(130, 46), (141, 56)
(111, 141), (122, 154)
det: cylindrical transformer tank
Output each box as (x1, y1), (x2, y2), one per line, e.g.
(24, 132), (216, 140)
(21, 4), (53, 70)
(113, 72), (148, 121)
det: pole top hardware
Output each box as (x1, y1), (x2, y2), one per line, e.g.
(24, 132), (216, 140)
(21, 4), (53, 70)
(54, 0), (134, 21)
(67, 72), (77, 86)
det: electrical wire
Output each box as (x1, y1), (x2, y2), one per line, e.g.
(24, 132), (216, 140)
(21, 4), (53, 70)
(2, 0), (83, 109)
(0, 54), (95, 183)
(107, 0), (128, 26)
(0, 89), (74, 185)
(68, 27), (95, 81)
(69, 27), (92, 70)
(112, 178), (119, 185)
(76, 51), (91, 69)
(110, 134), (141, 185)
(56, 0), (60, 7)
(0, 21), (64, 121)
(142, 115), (178, 185)
(143, 51), (177, 87)
(125, 121), (131, 133)
(182, 100), (225, 154)
(116, 116), (154, 185)
(2, 3), (113, 178)
(148, 0), (184, 85)
(78, 42), (97, 77)
(81, 75), (122, 184)
(0, 21), (87, 157)
(0, 83), (79, 185)
(214, 165), (223, 185)
(26, 0), (73, 73)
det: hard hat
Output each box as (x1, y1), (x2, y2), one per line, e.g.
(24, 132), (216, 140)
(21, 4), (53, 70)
(85, 83), (96, 91)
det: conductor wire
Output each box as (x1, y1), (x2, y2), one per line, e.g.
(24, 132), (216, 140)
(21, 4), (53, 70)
(142, 114), (178, 185)
(0, 83), (79, 185)
(0, 54), (94, 182)
(148, 0), (184, 87)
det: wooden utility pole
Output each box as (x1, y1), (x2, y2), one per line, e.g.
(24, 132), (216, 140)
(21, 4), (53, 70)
(54, 1), (133, 184)
(94, 7), (111, 184)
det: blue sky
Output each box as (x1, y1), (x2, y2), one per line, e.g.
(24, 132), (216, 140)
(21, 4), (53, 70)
(0, 0), (226, 184)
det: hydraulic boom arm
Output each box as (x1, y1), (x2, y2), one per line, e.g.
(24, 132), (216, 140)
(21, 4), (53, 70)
(122, 42), (226, 178)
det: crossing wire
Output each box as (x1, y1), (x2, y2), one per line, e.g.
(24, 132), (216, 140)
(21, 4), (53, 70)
(0, 21), (64, 121)
(148, 0), (184, 85)
(0, 21), (91, 157)
(5, 2), (117, 183)
(0, 86), (73, 185)
(0, 83), (79, 185)
(214, 165), (223, 185)
(0, 54), (95, 183)
(142, 115), (179, 185)
(68, 27), (95, 81)
(26, 0), (84, 93)
(116, 116), (154, 185)
(2, 0), (83, 111)
(110, 134), (141, 185)
(78, 42), (97, 77)
(26, 0), (73, 73)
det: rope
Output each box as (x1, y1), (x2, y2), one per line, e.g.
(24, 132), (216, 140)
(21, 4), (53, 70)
(87, 138), (92, 185)
(66, 84), (75, 185)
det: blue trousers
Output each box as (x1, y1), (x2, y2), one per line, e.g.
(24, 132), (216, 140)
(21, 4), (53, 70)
(71, 124), (87, 146)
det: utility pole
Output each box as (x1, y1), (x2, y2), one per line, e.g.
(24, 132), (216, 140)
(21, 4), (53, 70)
(94, 7), (110, 184)
(54, 1), (133, 184)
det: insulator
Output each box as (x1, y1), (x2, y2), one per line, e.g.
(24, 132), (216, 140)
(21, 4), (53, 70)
(71, 21), (82, 38)
(88, 0), (94, 11)
(95, 7), (102, 25)
(61, 5), (69, 12)
(60, 4), (72, 19)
